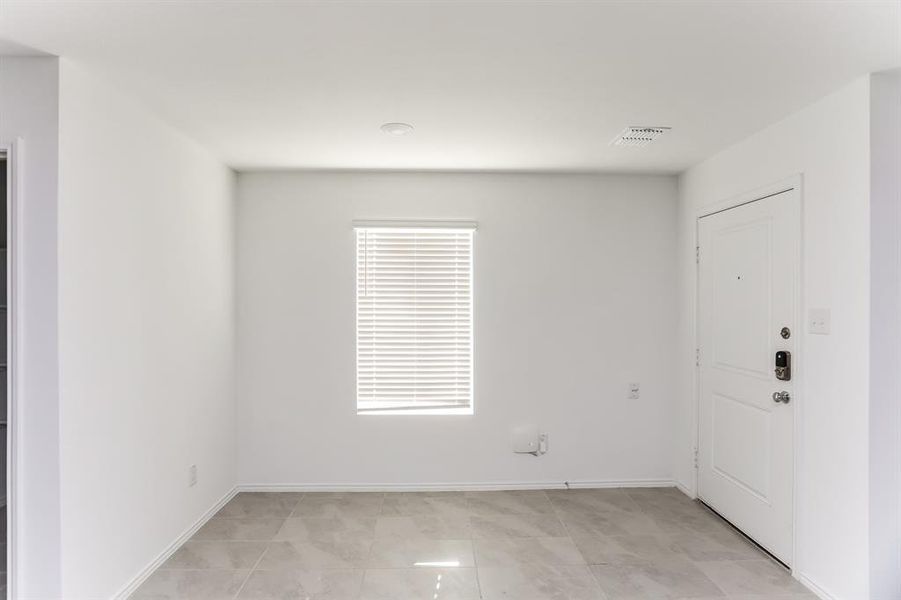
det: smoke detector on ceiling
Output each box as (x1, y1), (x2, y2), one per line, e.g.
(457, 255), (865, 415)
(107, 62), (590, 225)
(381, 122), (414, 136)
(612, 126), (671, 147)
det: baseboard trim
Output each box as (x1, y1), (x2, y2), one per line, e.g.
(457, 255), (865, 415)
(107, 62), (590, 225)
(674, 480), (696, 499)
(113, 486), (238, 600)
(797, 573), (838, 600)
(237, 478), (674, 493)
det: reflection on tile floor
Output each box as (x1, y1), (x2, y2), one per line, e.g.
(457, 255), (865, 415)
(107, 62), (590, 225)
(132, 488), (815, 599)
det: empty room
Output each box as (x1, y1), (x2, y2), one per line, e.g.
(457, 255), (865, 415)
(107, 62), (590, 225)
(0, 1), (899, 599)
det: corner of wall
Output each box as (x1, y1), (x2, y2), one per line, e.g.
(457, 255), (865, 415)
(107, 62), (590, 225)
(867, 67), (901, 600)
(0, 54), (63, 600)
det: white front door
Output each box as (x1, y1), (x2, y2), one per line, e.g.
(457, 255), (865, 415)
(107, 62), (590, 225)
(697, 187), (799, 565)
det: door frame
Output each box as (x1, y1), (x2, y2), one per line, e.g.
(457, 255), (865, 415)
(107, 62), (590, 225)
(692, 174), (804, 572)
(0, 138), (24, 598)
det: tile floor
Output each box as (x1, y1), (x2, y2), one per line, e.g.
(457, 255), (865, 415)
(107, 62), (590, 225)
(132, 488), (815, 599)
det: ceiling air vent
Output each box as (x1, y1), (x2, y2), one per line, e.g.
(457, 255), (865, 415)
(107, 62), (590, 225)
(612, 126), (671, 147)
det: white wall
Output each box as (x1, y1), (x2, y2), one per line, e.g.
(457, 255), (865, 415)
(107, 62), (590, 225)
(676, 77), (873, 599)
(237, 171), (677, 488)
(57, 62), (237, 599)
(869, 69), (901, 600)
(0, 56), (63, 600)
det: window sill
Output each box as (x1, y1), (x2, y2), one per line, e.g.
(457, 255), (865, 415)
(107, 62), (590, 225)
(358, 407), (474, 416)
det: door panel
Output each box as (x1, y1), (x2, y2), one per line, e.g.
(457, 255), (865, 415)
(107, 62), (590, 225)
(698, 188), (799, 565)
(711, 220), (771, 377)
(712, 392), (771, 500)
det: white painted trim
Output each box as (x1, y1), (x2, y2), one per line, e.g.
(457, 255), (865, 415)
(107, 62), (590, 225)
(352, 219), (478, 230)
(674, 480), (696, 500)
(791, 176), (806, 580)
(112, 486), (238, 600)
(0, 138), (24, 600)
(695, 175), (802, 219)
(692, 174), (804, 570)
(690, 214), (701, 497)
(797, 573), (839, 600)
(237, 479), (675, 493)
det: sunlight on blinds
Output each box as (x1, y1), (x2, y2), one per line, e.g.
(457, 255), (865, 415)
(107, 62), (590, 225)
(356, 225), (474, 414)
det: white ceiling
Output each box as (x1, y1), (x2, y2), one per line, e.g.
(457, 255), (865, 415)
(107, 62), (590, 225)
(1, 1), (899, 172)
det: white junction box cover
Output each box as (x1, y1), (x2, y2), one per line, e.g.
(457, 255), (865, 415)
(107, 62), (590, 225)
(512, 425), (540, 454)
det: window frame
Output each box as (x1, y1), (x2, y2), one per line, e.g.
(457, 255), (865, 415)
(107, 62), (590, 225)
(353, 221), (476, 416)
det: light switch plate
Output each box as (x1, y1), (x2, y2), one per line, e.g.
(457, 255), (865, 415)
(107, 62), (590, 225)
(808, 308), (831, 335)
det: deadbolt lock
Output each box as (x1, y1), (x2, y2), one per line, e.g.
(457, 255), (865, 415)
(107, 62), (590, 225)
(775, 350), (791, 381)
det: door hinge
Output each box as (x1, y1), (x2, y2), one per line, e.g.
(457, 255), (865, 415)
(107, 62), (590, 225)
(693, 447), (699, 469)
(695, 246), (700, 264)
(695, 347), (700, 367)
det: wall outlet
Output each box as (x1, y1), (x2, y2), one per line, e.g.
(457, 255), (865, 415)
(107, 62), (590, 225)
(627, 382), (640, 399)
(189, 464), (198, 487)
(808, 308), (831, 335)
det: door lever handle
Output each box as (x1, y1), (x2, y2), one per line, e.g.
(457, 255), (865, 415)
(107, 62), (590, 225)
(772, 391), (791, 404)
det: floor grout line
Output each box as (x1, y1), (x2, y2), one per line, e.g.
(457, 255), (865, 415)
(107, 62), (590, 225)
(285, 491), (306, 518)
(230, 542), (269, 600)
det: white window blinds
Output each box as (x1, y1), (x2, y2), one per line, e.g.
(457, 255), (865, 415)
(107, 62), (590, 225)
(355, 224), (474, 414)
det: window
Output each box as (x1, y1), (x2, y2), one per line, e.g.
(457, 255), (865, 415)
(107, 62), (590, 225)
(355, 222), (475, 415)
